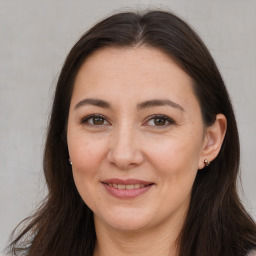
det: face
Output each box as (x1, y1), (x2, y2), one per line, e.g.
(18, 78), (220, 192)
(67, 46), (207, 232)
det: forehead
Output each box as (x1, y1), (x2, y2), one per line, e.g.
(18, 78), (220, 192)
(72, 46), (199, 111)
(77, 46), (189, 81)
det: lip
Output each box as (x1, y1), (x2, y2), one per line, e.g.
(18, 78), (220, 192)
(102, 178), (153, 185)
(101, 179), (154, 199)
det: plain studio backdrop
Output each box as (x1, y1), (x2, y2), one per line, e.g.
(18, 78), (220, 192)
(0, 0), (256, 253)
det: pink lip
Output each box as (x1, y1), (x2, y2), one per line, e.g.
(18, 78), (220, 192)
(101, 179), (154, 199)
(102, 178), (153, 185)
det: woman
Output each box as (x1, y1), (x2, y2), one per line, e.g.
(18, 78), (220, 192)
(7, 10), (256, 256)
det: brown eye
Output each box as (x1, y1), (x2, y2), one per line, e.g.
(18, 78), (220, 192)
(154, 118), (167, 126)
(82, 114), (109, 126)
(145, 115), (175, 127)
(93, 117), (105, 125)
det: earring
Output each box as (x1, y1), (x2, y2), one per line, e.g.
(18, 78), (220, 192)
(204, 159), (210, 167)
(69, 158), (72, 165)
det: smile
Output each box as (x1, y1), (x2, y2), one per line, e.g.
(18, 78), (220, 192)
(107, 184), (148, 190)
(101, 179), (154, 199)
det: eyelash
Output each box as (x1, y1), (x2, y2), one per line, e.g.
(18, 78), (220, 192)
(143, 114), (175, 127)
(81, 114), (175, 127)
(81, 114), (109, 126)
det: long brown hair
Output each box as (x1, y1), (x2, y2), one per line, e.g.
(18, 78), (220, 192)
(7, 10), (256, 256)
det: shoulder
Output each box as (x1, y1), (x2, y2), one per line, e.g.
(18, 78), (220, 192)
(247, 250), (256, 256)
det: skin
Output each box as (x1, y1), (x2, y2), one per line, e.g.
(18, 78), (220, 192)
(67, 46), (226, 256)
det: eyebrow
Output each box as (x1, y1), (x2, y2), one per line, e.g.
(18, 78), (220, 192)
(74, 98), (184, 112)
(74, 98), (111, 110)
(137, 99), (184, 111)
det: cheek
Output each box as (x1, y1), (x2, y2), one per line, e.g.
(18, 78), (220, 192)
(69, 137), (106, 209)
(147, 137), (200, 210)
(68, 135), (107, 174)
(144, 132), (203, 202)
(68, 135), (107, 202)
(146, 135), (202, 173)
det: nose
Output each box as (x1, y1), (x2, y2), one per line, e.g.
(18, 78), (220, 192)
(107, 124), (144, 170)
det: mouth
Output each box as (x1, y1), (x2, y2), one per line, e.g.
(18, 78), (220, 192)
(104, 183), (151, 190)
(101, 179), (154, 199)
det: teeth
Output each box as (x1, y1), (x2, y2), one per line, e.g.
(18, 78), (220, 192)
(117, 184), (126, 189)
(126, 184), (134, 190)
(108, 184), (147, 190)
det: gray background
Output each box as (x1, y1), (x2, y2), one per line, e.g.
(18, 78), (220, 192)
(1, 0), (256, 253)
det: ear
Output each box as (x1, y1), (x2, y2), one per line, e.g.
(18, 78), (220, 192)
(198, 114), (227, 169)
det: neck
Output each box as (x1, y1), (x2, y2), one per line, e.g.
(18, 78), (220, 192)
(93, 215), (184, 256)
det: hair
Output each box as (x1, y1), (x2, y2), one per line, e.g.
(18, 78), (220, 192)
(7, 10), (256, 256)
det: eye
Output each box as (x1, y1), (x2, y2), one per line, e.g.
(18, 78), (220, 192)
(81, 114), (110, 126)
(145, 115), (175, 127)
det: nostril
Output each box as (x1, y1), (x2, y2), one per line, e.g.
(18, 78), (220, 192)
(106, 146), (144, 170)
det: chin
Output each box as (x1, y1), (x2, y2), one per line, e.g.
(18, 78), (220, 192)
(108, 219), (151, 232)
(95, 208), (154, 232)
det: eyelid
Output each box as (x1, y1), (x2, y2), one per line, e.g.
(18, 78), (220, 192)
(81, 114), (111, 126)
(143, 114), (176, 127)
(80, 113), (175, 127)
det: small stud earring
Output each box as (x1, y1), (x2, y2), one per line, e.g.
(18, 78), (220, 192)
(69, 158), (72, 165)
(204, 159), (210, 167)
